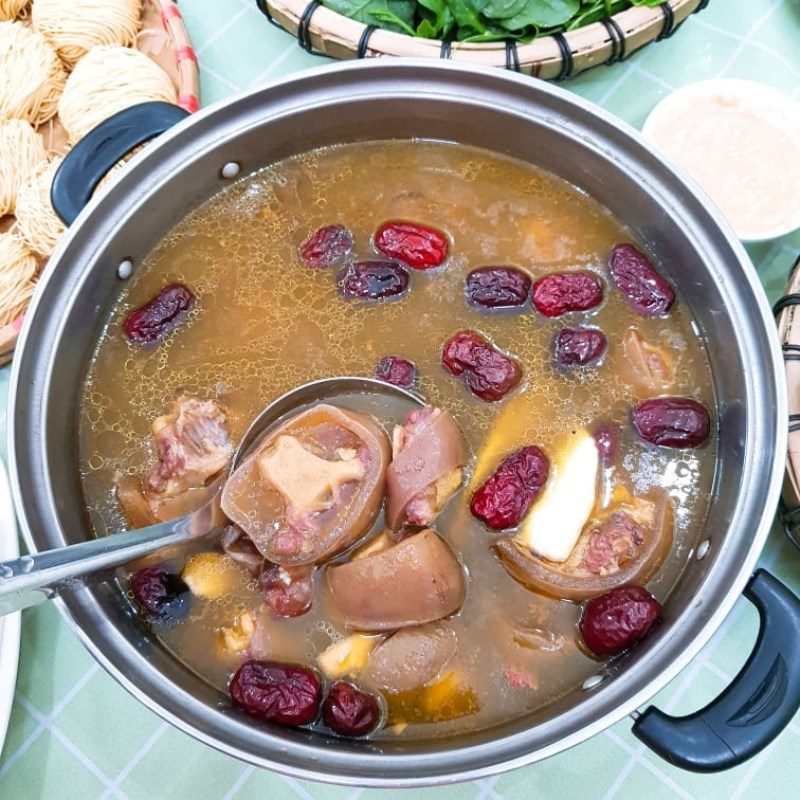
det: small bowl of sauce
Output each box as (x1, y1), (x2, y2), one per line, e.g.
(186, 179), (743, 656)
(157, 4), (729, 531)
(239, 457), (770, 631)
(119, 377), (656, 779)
(643, 79), (800, 242)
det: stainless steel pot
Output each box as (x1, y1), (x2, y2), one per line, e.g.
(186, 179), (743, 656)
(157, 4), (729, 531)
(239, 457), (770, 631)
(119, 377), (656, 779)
(7, 60), (798, 786)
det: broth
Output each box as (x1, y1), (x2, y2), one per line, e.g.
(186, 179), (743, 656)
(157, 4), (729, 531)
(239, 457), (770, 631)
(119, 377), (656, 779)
(79, 140), (715, 740)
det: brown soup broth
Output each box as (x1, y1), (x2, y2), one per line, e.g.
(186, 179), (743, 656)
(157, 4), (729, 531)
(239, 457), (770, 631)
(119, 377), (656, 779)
(79, 141), (716, 740)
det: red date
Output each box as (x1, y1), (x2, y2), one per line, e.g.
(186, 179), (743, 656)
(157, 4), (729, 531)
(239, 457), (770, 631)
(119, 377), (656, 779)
(299, 224), (353, 268)
(631, 397), (710, 448)
(580, 585), (661, 656)
(374, 221), (448, 270)
(341, 260), (409, 300)
(609, 244), (675, 317)
(259, 563), (314, 618)
(123, 283), (195, 345)
(554, 326), (607, 368)
(322, 681), (381, 737)
(374, 355), (417, 388)
(471, 446), (550, 530)
(130, 566), (190, 623)
(465, 267), (531, 310)
(532, 272), (604, 317)
(229, 660), (321, 726)
(441, 330), (522, 402)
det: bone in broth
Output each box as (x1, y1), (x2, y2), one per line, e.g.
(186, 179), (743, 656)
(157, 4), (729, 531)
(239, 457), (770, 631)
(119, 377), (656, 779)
(79, 141), (716, 740)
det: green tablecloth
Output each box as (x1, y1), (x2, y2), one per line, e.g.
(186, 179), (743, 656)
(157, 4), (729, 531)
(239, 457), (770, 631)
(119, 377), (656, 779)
(2, 1), (799, 797)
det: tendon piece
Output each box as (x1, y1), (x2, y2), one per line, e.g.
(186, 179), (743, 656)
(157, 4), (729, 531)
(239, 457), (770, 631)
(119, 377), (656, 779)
(386, 407), (467, 530)
(327, 529), (465, 631)
(621, 328), (676, 394)
(365, 623), (457, 693)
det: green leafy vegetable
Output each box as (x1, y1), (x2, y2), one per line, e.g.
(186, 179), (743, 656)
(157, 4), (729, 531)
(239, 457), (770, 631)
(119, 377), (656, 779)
(479, 0), (529, 22)
(496, 0), (578, 33)
(321, 0), (666, 43)
(416, 0), (453, 37)
(445, 0), (486, 35)
(323, 0), (416, 33)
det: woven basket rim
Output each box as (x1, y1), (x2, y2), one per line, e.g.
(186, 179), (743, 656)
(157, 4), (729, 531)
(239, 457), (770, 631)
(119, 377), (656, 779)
(262, 0), (708, 75)
(154, 0), (201, 112)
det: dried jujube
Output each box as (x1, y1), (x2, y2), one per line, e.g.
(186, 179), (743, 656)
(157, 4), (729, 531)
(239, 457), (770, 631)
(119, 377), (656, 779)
(608, 244), (675, 317)
(532, 272), (603, 317)
(631, 397), (710, 448)
(580, 585), (661, 656)
(471, 446), (550, 530)
(374, 221), (448, 270)
(441, 330), (522, 402)
(299, 224), (353, 268)
(123, 283), (195, 345)
(341, 260), (409, 300)
(465, 266), (531, 310)
(374, 355), (417, 388)
(554, 326), (607, 368)
(130, 566), (190, 622)
(229, 660), (321, 726)
(322, 680), (381, 737)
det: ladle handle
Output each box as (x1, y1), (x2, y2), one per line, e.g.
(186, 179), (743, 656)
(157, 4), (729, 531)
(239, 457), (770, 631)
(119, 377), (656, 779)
(51, 101), (190, 225)
(633, 569), (800, 771)
(0, 520), (191, 616)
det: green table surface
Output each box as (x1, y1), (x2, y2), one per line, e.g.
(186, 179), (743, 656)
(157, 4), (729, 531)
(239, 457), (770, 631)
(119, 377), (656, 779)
(2, 1), (800, 797)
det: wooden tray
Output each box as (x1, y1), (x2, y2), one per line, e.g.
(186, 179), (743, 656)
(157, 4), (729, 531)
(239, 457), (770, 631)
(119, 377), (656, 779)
(0, 0), (200, 365)
(257, 0), (709, 79)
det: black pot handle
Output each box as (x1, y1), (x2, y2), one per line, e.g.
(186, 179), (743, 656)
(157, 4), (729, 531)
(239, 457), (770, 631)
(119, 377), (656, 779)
(633, 569), (800, 772)
(51, 101), (190, 226)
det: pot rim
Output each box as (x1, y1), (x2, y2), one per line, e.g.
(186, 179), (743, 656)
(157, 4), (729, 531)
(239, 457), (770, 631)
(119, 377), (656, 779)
(7, 58), (787, 786)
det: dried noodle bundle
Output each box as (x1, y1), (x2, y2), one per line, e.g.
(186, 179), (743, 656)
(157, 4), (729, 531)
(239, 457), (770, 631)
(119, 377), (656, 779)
(0, 120), (45, 216)
(15, 157), (66, 258)
(0, 0), (27, 20)
(0, 21), (66, 125)
(58, 45), (176, 144)
(32, 0), (142, 69)
(0, 232), (38, 328)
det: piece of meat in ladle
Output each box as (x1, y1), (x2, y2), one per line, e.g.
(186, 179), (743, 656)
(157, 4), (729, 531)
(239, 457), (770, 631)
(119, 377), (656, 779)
(221, 404), (390, 567)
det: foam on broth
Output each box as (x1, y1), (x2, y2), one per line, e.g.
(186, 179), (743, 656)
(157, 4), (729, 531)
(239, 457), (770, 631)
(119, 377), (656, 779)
(79, 141), (715, 740)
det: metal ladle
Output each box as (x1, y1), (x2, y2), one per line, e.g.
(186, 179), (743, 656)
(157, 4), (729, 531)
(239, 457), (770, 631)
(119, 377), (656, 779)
(0, 377), (424, 616)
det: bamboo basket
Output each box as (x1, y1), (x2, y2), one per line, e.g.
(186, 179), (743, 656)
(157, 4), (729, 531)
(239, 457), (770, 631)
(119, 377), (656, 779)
(0, 0), (200, 364)
(256, 0), (709, 79)
(775, 253), (800, 549)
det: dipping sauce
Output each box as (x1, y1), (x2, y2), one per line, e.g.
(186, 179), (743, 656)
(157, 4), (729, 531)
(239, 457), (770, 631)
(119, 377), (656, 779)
(643, 79), (800, 241)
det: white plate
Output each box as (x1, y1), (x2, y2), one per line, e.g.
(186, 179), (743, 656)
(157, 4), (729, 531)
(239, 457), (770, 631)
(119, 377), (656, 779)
(0, 458), (21, 756)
